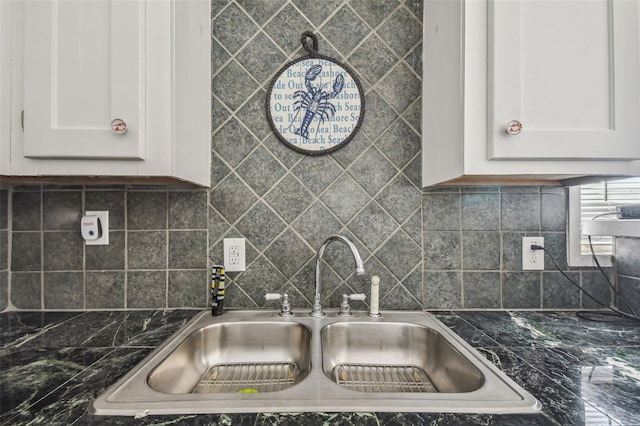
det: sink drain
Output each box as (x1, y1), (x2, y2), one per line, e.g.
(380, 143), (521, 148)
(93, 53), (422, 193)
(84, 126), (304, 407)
(333, 363), (438, 393)
(192, 362), (298, 393)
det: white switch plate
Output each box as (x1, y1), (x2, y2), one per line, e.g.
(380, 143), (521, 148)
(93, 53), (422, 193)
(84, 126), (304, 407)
(85, 211), (109, 245)
(223, 238), (246, 272)
(522, 237), (544, 270)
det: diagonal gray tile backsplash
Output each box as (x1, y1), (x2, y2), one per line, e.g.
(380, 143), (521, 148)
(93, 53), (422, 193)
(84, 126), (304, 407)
(1, 0), (635, 312)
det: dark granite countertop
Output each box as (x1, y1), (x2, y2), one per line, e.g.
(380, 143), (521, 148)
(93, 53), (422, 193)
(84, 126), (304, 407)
(1, 310), (638, 425)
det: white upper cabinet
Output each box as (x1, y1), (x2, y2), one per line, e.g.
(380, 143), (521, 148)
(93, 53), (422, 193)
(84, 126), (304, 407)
(1, 0), (211, 186)
(24, 0), (144, 160)
(423, 0), (640, 186)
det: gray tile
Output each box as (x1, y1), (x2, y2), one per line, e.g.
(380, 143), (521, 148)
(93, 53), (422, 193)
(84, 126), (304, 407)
(169, 191), (207, 230)
(85, 191), (125, 230)
(618, 276), (640, 315)
(403, 95), (422, 132)
(264, 174), (314, 223)
(43, 191), (82, 231)
(463, 272), (501, 308)
(212, 97), (231, 135)
(43, 232), (83, 271)
(350, 0), (400, 28)
(360, 91), (398, 143)
(85, 231), (125, 270)
(0, 190), (7, 230)
(236, 202), (287, 251)
(405, 0), (424, 20)
(380, 282), (422, 310)
(347, 201), (397, 252)
(502, 232), (526, 271)
(348, 35), (396, 85)
(213, 60), (259, 111)
(0, 230), (7, 271)
(423, 271), (462, 309)
(237, 146), (287, 197)
(0, 272), (5, 311)
(224, 281), (258, 308)
(237, 0), (286, 25)
(210, 152), (232, 188)
(236, 91), (272, 141)
(541, 191), (566, 232)
(292, 0), (342, 26)
(237, 34), (287, 84)
(168, 270), (208, 308)
(12, 191), (41, 231)
(208, 207), (229, 248)
(542, 272), (580, 309)
(233, 256), (287, 306)
(461, 193), (499, 231)
(581, 270), (613, 309)
(330, 131), (371, 170)
(210, 173), (258, 224)
(501, 193), (540, 231)
(503, 272), (541, 309)
(10, 272), (41, 310)
(44, 272), (84, 309)
(169, 231), (208, 269)
(264, 5), (312, 55)
(377, 119), (420, 169)
(127, 191), (167, 230)
(292, 202), (342, 248)
(320, 173), (369, 222)
(423, 192), (460, 231)
(211, 3), (258, 54)
(378, 7), (422, 56)
(264, 229), (314, 278)
(616, 237), (640, 277)
(127, 271), (166, 309)
(347, 147), (397, 196)
(264, 133), (304, 170)
(86, 272), (125, 309)
(212, 118), (260, 168)
(320, 6), (369, 56)
(292, 155), (342, 195)
(128, 231), (167, 270)
(402, 210), (422, 246)
(11, 232), (41, 271)
(402, 153), (422, 189)
(377, 63), (421, 113)
(541, 232), (568, 271)
(375, 230), (421, 280)
(462, 232), (501, 270)
(423, 231), (461, 270)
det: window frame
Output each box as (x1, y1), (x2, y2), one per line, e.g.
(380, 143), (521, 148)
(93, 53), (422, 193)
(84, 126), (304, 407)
(567, 185), (614, 267)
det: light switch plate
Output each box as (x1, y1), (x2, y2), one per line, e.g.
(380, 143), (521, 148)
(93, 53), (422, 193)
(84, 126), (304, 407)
(223, 238), (246, 272)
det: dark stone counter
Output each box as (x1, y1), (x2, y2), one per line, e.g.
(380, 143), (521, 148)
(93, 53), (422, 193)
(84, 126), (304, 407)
(1, 310), (638, 425)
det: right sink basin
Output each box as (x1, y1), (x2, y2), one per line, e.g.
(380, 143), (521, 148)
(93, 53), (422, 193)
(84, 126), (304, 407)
(321, 322), (484, 393)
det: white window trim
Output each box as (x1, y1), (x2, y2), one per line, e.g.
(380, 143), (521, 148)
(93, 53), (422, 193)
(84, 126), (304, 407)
(567, 186), (614, 267)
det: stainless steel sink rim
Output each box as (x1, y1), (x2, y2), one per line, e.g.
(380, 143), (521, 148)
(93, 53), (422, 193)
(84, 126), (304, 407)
(90, 310), (542, 416)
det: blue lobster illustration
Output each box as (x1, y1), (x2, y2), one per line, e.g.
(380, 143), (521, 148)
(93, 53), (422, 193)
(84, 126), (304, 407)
(293, 65), (344, 139)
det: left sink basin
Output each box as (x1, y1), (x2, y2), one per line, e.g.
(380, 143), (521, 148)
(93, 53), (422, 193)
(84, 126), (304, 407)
(148, 321), (311, 394)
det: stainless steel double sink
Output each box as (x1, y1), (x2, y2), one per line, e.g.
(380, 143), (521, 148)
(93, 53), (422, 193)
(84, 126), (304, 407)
(90, 310), (541, 416)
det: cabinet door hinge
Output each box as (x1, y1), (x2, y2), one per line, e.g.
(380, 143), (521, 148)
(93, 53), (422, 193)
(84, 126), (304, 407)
(21, 110), (24, 131)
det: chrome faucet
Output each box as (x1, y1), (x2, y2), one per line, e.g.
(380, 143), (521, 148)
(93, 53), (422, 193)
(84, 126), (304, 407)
(310, 235), (365, 317)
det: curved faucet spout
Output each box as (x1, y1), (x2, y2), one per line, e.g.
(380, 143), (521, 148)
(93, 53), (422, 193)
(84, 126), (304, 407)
(311, 235), (365, 317)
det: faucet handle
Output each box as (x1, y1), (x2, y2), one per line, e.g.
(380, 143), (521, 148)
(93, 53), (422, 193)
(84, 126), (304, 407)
(264, 292), (293, 317)
(338, 293), (366, 317)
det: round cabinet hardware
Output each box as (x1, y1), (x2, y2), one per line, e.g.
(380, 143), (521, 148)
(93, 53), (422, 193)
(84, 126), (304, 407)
(111, 119), (128, 135)
(505, 120), (523, 135)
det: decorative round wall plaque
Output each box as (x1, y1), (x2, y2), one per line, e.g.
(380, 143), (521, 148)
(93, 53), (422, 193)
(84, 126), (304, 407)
(266, 32), (365, 155)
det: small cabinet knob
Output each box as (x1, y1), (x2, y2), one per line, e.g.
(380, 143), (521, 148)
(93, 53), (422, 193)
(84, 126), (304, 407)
(505, 120), (522, 135)
(111, 119), (128, 135)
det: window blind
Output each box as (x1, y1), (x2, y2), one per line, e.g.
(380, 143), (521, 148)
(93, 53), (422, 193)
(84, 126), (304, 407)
(580, 177), (640, 254)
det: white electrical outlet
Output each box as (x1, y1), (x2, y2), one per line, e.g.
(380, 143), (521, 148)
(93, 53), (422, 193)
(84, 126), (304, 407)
(223, 238), (246, 272)
(522, 237), (544, 270)
(85, 211), (109, 245)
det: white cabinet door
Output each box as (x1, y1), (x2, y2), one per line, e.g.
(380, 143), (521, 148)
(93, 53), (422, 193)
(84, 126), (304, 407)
(488, 0), (640, 161)
(23, 0), (145, 160)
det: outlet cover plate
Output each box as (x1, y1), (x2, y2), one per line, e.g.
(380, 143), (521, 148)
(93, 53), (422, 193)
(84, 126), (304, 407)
(223, 238), (246, 272)
(522, 237), (544, 270)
